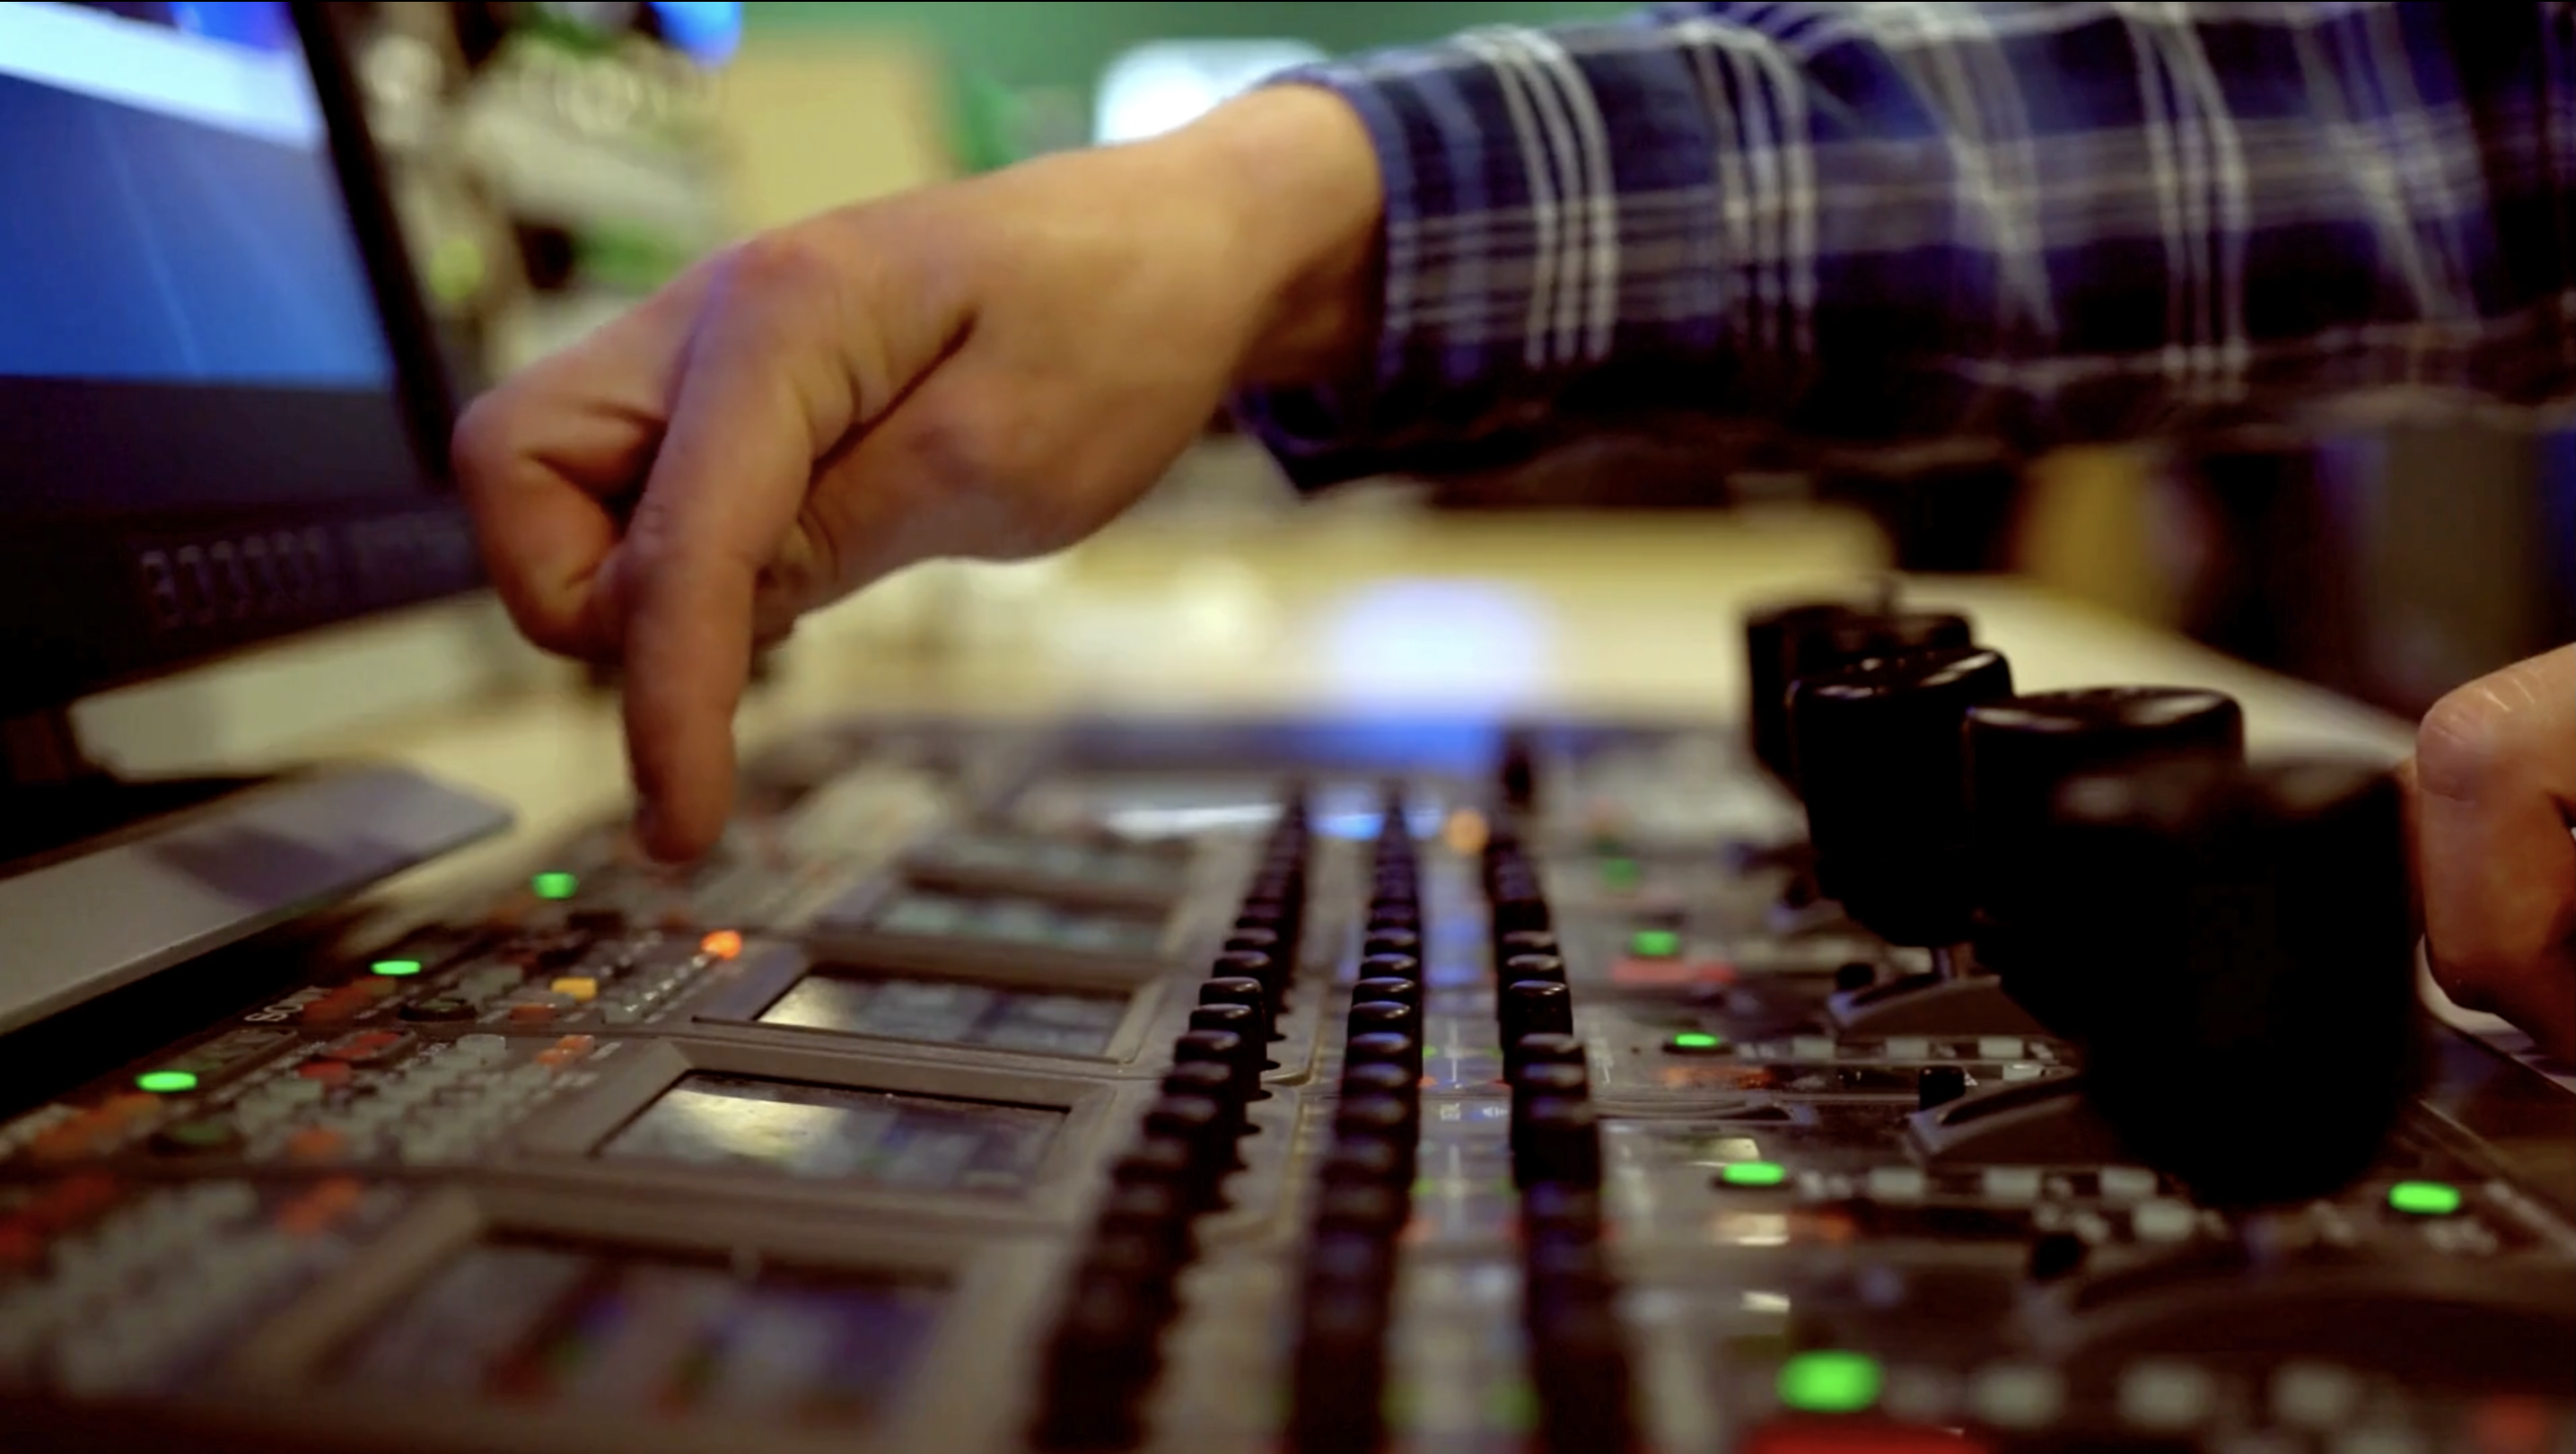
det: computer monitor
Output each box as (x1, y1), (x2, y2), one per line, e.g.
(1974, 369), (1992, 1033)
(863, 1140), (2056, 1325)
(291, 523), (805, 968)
(0, 0), (479, 721)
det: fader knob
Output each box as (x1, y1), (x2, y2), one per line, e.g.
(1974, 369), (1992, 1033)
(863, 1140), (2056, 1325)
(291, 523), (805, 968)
(1350, 977), (1420, 1010)
(1790, 646), (2014, 945)
(1745, 600), (1862, 779)
(1199, 977), (1277, 1047)
(1340, 1059), (1419, 1107)
(1289, 1281), (1389, 1452)
(1966, 687), (2245, 1030)
(2042, 758), (2420, 1207)
(1173, 1027), (1261, 1107)
(1500, 979), (1575, 1048)
(1343, 1030), (1419, 1076)
(1033, 1279), (1161, 1450)
(1515, 1097), (1604, 1189)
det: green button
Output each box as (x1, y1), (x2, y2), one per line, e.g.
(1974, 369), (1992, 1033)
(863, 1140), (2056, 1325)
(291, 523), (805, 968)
(530, 871), (579, 900)
(1599, 857), (1642, 891)
(1721, 1161), (1789, 1188)
(1630, 928), (1681, 959)
(370, 959), (424, 977)
(2388, 1180), (2462, 1217)
(1669, 1031), (1727, 1054)
(1778, 1350), (1881, 1414)
(134, 1070), (198, 1094)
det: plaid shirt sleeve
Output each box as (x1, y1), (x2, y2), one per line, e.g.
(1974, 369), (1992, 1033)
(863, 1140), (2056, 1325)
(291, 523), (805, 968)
(1231, 1), (2576, 489)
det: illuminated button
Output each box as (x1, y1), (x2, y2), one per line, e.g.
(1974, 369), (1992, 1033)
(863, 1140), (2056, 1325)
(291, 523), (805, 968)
(548, 977), (599, 1003)
(509, 1003), (558, 1024)
(1865, 1167), (1927, 1203)
(1777, 1350), (1882, 1415)
(699, 929), (743, 959)
(1790, 1036), (1835, 1061)
(2387, 1180), (2461, 1217)
(1969, 1363), (2063, 1429)
(2000, 1062), (2044, 1082)
(2273, 1362), (2363, 1429)
(536, 1048), (580, 1069)
(550, 1035), (596, 1055)
(1669, 1031), (1728, 1055)
(2131, 1198), (2196, 1242)
(530, 872), (579, 900)
(1720, 1161), (1790, 1189)
(2117, 1361), (2214, 1430)
(1882, 1037), (1932, 1061)
(1975, 1037), (2024, 1062)
(133, 1071), (197, 1095)
(329, 1030), (407, 1062)
(370, 959), (424, 977)
(2098, 1167), (2158, 1202)
(284, 1127), (346, 1161)
(1629, 928), (1681, 959)
(1599, 858), (1643, 892)
(1979, 1168), (2042, 1204)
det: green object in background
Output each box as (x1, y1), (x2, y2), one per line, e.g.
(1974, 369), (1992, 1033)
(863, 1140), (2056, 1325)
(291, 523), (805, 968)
(1776, 1350), (1882, 1415)
(2387, 1179), (2463, 1216)
(950, 68), (1025, 172)
(577, 226), (698, 293)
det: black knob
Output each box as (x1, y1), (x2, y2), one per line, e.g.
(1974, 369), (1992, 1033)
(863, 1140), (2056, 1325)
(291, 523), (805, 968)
(1343, 1030), (1419, 1075)
(1745, 600), (1865, 780)
(2028, 1230), (2089, 1282)
(1211, 949), (1285, 1009)
(1094, 1182), (1195, 1265)
(1357, 950), (1422, 983)
(1033, 1279), (1161, 1450)
(1332, 1098), (1418, 1184)
(1350, 977), (1419, 1011)
(1347, 1000), (1420, 1045)
(1314, 1182), (1409, 1240)
(1510, 1063), (1590, 1167)
(1521, 1183), (1604, 1245)
(1143, 1093), (1231, 1176)
(1199, 976), (1279, 1047)
(1339, 1059), (1418, 1108)
(1515, 1097), (1603, 1189)
(1173, 1027), (1259, 1107)
(1492, 894), (1552, 939)
(1790, 645), (2015, 945)
(1833, 960), (1877, 994)
(1288, 1282), (1389, 1453)
(2043, 758), (2420, 1208)
(1527, 1295), (1636, 1454)
(1187, 1000), (1262, 1061)
(1499, 979), (1574, 1050)
(1073, 1233), (1181, 1318)
(1500, 730), (1539, 810)
(1319, 1137), (1409, 1189)
(1497, 928), (1561, 959)
(1510, 1032), (1586, 1073)
(1501, 952), (1566, 984)
(1964, 687), (2246, 1026)
(1108, 1136), (1197, 1195)
(1916, 1064), (1968, 1112)
(1224, 926), (1284, 959)
(1368, 902), (1422, 931)
(1362, 927), (1421, 959)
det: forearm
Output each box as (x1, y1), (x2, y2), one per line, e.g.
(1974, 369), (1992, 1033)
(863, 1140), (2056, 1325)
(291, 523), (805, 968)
(1231, 1), (2576, 487)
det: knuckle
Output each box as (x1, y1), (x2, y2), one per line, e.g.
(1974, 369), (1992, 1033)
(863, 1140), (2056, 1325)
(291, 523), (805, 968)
(448, 390), (525, 498)
(2415, 679), (2521, 801)
(723, 228), (842, 304)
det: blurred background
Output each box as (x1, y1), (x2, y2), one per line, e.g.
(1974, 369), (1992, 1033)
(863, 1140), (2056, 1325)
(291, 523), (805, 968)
(72, 0), (2576, 773)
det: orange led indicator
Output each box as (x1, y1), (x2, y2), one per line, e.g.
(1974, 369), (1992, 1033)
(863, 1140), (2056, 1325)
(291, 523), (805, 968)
(700, 930), (744, 959)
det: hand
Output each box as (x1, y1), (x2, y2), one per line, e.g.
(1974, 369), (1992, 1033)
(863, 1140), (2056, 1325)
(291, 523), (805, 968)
(2404, 644), (2576, 1062)
(453, 88), (1381, 861)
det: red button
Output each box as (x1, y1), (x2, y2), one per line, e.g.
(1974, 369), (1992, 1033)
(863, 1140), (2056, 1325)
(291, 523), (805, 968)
(327, 1030), (407, 1062)
(1739, 1422), (1987, 1454)
(297, 1060), (354, 1086)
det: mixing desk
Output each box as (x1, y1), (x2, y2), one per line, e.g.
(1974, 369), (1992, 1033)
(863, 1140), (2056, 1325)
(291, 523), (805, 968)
(4, 597), (2572, 1454)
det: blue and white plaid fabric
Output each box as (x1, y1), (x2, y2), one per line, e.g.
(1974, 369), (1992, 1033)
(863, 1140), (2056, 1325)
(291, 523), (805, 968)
(1232, 1), (2576, 487)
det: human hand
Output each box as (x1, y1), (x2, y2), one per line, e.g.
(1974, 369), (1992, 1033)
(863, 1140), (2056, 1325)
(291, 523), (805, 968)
(2404, 644), (2576, 1062)
(453, 87), (1380, 861)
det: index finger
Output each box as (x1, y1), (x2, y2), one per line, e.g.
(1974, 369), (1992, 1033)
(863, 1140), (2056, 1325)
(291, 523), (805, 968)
(608, 243), (859, 861)
(2410, 645), (2576, 1061)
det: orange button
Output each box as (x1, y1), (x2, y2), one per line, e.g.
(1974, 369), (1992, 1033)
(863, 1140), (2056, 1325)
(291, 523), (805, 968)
(275, 1176), (364, 1235)
(99, 1092), (162, 1125)
(550, 1035), (595, 1056)
(330, 1030), (405, 1060)
(297, 1060), (354, 1086)
(509, 1003), (557, 1024)
(300, 986), (374, 1024)
(549, 977), (598, 1003)
(699, 929), (743, 960)
(284, 1126), (346, 1161)
(536, 1048), (576, 1069)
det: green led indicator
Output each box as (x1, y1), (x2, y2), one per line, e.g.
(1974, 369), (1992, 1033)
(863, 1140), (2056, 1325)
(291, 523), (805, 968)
(1722, 1161), (1790, 1188)
(1777, 1350), (1882, 1415)
(1630, 927), (1681, 959)
(2388, 1180), (2462, 1217)
(530, 871), (579, 901)
(134, 1070), (198, 1095)
(1669, 1030), (1726, 1052)
(1599, 857), (1643, 891)
(370, 959), (425, 977)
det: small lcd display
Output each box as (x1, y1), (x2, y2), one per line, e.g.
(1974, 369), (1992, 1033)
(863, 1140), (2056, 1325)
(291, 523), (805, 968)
(870, 888), (1165, 959)
(911, 831), (1181, 893)
(760, 968), (1129, 1056)
(600, 1073), (1062, 1195)
(331, 1236), (944, 1424)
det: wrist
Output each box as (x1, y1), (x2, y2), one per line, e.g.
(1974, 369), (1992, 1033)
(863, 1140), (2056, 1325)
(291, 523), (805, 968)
(1178, 85), (1384, 388)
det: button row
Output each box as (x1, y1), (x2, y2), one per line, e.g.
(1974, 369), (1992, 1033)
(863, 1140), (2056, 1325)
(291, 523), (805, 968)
(1483, 820), (1634, 1454)
(1030, 793), (1311, 1451)
(1288, 784), (1424, 1454)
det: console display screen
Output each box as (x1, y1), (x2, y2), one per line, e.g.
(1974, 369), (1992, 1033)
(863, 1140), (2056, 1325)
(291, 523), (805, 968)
(911, 831), (1182, 895)
(869, 888), (1166, 959)
(760, 968), (1129, 1056)
(332, 1237), (944, 1424)
(600, 1074), (1062, 1195)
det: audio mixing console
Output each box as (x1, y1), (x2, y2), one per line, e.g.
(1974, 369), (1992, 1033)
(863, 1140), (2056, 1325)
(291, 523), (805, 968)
(3, 598), (2573, 1453)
